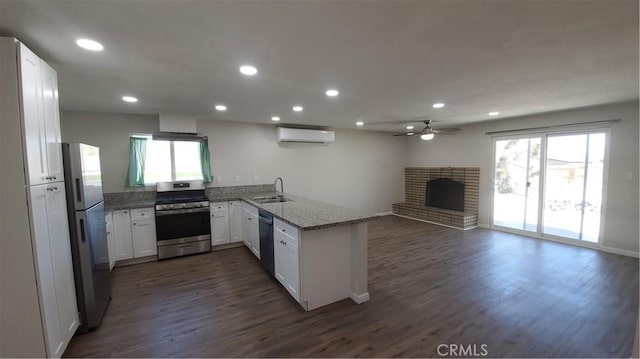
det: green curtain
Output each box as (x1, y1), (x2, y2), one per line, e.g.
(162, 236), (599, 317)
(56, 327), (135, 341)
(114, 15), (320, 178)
(200, 138), (213, 183)
(125, 137), (147, 186)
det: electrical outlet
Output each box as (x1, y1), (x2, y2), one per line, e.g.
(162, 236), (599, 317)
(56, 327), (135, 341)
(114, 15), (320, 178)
(216, 175), (222, 184)
(253, 174), (259, 182)
(235, 175), (241, 183)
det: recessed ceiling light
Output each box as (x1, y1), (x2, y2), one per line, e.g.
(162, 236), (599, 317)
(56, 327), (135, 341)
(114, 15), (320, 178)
(406, 125), (414, 130)
(122, 96), (138, 103)
(271, 116), (280, 122)
(239, 65), (258, 76)
(432, 103), (445, 109)
(76, 38), (104, 51)
(488, 111), (500, 116)
(215, 104), (227, 111)
(325, 89), (339, 97)
(356, 121), (364, 126)
(292, 105), (303, 112)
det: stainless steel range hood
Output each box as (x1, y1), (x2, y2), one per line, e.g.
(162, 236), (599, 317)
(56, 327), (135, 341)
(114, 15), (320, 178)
(154, 113), (204, 141)
(152, 131), (205, 141)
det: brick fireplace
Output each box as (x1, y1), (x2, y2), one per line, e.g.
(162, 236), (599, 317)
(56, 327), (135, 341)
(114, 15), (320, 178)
(392, 167), (479, 229)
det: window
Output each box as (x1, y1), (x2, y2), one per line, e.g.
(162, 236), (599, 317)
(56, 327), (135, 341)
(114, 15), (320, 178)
(131, 135), (203, 184)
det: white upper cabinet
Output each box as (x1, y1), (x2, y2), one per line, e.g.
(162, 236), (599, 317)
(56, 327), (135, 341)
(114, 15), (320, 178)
(40, 61), (63, 182)
(18, 43), (47, 185)
(18, 43), (63, 185)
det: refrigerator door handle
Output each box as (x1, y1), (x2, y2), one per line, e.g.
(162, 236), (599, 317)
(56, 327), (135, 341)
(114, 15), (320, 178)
(75, 177), (83, 203)
(79, 218), (87, 243)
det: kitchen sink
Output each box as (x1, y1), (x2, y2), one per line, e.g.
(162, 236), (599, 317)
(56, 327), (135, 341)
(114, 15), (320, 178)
(252, 195), (292, 204)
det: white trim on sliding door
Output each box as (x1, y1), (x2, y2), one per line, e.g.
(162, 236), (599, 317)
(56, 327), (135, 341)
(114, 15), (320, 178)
(489, 134), (543, 234)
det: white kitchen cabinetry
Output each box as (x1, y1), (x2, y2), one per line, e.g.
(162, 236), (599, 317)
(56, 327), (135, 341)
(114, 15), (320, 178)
(112, 210), (133, 261)
(1, 37), (78, 358)
(274, 218), (300, 302)
(131, 208), (157, 257)
(228, 201), (243, 243)
(18, 43), (63, 186)
(210, 202), (230, 246)
(242, 202), (260, 258)
(28, 184), (79, 357)
(113, 208), (157, 261)
(105, 212), (116, 270)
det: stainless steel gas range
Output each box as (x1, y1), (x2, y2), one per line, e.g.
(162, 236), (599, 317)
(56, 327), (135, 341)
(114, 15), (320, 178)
(155, 180), (211, 259)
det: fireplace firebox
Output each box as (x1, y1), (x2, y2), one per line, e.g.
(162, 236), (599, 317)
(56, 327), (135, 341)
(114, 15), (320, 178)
(425, 178), (464, 212)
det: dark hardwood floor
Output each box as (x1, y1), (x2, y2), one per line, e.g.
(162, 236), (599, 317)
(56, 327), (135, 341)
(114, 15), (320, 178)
(64, 215), (639, 358)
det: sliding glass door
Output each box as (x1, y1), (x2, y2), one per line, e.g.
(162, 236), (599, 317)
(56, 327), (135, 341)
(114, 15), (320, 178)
(493, 137), (541, 232)
(492, 131), (607, 243)
(542, 133), (606, 242)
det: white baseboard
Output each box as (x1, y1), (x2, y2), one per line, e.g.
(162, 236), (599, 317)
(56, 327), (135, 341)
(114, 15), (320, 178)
(598, 245), (639, 258)
(349, 291), (370, 304)
(375, 211), (393, 216)
(391, 213), (476, 231)
(488, 225), (639, 258)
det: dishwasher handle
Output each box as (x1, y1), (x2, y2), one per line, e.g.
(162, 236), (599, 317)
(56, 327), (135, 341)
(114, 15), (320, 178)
(259, 212), (273, 225)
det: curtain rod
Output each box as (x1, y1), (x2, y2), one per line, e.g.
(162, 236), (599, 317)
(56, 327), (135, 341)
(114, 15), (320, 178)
(484, 119), (621, 135)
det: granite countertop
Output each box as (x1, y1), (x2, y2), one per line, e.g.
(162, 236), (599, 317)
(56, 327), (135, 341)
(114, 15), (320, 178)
(105, 200), (156, 211)
(240, 192), (379, 231)
(103, 187), (379, 230)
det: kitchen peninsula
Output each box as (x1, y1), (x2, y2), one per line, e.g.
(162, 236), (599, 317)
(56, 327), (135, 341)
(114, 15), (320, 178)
(104, 185), (378, 311)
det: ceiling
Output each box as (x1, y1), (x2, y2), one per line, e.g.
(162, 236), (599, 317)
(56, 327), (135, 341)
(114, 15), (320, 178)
(0, 1), (637, 132)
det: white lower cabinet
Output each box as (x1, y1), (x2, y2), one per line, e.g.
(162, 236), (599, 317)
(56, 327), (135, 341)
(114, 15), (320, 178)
(28, 184), (79, 357)
(241, 202), (260, 258)
(112, 210), (133, 261)
(105, 212), (116, 270)
(112, 208), (156, 262)
(210, 202), (230, 246)
(131, 208), (156, 257)
(274, 218), (300, 302)
(228, 201), (243, 243)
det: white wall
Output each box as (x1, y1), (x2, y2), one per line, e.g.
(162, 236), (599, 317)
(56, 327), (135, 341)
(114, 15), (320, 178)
(407, 101), (639, 254)
(60, 111), (159, 192)
(61, 111), (407, 214)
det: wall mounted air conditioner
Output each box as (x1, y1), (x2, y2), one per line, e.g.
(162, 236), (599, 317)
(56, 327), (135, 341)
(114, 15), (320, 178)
(276, 127), (335, 144)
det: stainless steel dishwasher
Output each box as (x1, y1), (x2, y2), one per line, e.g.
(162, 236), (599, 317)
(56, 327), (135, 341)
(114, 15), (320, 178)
(258, 210), (275, 277)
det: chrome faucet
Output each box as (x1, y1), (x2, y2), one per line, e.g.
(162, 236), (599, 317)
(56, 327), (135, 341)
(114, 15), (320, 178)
(274, 177), (284, 198)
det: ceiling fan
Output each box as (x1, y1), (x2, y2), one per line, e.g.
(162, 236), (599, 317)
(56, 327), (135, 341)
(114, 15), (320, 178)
(392, 119), (460, 140)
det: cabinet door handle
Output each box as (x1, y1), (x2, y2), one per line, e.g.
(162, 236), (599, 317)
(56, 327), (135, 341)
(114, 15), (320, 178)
(51, 176), (57, 180)
(282, 229), (286, 233)
(46, 187), (54, 191)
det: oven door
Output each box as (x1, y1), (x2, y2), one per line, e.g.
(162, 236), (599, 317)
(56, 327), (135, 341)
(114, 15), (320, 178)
(155, 207), (211, 244)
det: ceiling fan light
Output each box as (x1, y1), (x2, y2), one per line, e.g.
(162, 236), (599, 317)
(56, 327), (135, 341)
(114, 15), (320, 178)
(420, 133), (435, 140)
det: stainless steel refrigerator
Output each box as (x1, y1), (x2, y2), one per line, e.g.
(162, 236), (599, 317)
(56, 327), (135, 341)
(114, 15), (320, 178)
(62, 143), (111, 332)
